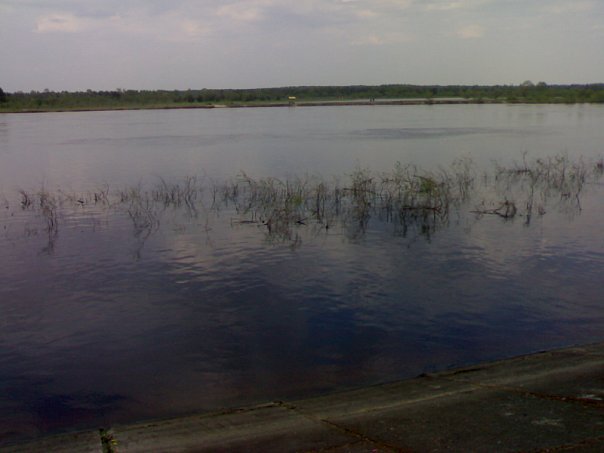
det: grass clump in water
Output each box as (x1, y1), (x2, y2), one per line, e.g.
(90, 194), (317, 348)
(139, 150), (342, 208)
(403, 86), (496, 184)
(8, 153), (603, 249)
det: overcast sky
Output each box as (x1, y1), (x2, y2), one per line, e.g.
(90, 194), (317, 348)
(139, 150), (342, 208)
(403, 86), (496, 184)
(1, 0), (603, 91)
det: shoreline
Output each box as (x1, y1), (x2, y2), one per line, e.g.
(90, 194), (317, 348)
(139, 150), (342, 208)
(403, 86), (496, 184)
(4, 341), (604, 452)
(0, 97), (587, 114)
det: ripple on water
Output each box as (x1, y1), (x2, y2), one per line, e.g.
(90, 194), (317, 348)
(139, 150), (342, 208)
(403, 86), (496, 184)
(2, 106), (604, 444)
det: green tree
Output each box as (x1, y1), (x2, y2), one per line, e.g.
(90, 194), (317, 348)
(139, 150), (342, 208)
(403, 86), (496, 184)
(0, 87), (7, 103)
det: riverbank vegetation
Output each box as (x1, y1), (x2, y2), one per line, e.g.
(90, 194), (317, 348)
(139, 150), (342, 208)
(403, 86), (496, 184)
(1, 83), (603, 112)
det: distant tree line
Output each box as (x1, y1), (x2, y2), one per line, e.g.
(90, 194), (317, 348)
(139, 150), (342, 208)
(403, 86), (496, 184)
(1, 83), (603, 111)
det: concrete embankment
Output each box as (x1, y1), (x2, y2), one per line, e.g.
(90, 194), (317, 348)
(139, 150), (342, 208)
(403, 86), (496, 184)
(5, 342), (604, 452)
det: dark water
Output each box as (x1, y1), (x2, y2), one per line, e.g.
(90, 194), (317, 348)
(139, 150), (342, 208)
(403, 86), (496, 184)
(1, 104), (604, 443)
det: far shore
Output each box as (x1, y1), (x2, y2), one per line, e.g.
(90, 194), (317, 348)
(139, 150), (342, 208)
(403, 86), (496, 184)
(0, 97), (584, 114)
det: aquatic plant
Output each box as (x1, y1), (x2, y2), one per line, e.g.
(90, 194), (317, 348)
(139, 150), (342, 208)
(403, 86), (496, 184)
(7, 153), (603, 249)
(19, 189), (33, 209)
(482, 152), (599, 224)
(17, 188), (59, 234)
(151, 175), (199, 210)
(595, 159), (604, 175)
(39, 190), (58, 235)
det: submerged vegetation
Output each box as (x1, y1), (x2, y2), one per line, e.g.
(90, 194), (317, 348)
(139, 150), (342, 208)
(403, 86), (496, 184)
(4, 154), (603, 253)
(475, 153), (602, 225)
(1, 83), (604, 112)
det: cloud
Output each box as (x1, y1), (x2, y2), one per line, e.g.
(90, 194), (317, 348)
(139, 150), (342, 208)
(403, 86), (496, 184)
(30, 1), (360, 39)
(180, 20), (208, 39)
(35, 13), (102, 33)
(34, 10), (210, 43)
(352, 31), (413, 46)
(456, 24), (485, 39)
(216, 3), (264, 23)
(546, 1), (595, 14)
(352, 35), (386, 46)
(27, 0), (419, 41)
(4, 0), (603, 91)
(424, 0), (490, 11)
(377, 0), (413, 6)
(124, 13), (211, 42)
(353, 34), (386, 46)
(355, 9), (379, 18)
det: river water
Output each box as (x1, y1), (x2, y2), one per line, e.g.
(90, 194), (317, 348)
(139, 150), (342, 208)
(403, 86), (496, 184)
(1, 104), (603, 443)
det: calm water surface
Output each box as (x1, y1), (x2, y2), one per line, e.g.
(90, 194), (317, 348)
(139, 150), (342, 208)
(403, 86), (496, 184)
(1, 104), (603, 443)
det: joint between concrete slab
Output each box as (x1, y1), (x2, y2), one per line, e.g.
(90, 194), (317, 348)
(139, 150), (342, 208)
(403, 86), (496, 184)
(279, 401), (407, 452)
(457, 380), (604, 410)
(316, 439), (394, 452)
(535, 434), (604, 452)
(511, 389), (604, 409)
(318, 418), (409, 453)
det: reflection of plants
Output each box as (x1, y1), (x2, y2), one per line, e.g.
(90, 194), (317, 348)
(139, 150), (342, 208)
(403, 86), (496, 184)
(483, 153), (599, 224)
(93, 185), (111, 205)
(39, 189), (58, 235)
(152, 175), (199, 215)
(472, 199), (518, 219)
(595, 159), (604, 176)
(127, 197), (159, 238)
(18, 188), (58, 234)
(19, 189), (33, 209)
(450, 155), (475, 201)
(222, 161), (475, 241)
(17, 188), (59, 254)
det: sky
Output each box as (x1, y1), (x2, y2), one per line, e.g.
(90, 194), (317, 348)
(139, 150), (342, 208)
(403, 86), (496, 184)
(1, 0), (603, 92)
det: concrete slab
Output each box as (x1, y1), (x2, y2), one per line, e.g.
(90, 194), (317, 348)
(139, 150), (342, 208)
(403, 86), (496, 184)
(499, 362), (604, 406)
(328, 386), (604, 452)
(558, 438), (604, 452)
(322, 440), (397, 452)
(432, 348), (604, 388)
(111, 403), (357, 452)
(290, 376), (476, 420)
(1, 430), (102, 453)
(559, 343), (604, 357)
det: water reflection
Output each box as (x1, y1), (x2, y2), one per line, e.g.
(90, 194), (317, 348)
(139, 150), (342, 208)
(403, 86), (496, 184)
(2, 105), (604, 193)
(2, 184), (604, 442)
(0, 120), (7, 146)
(1, 106), (604, 444)
(357, 127), (518, 139)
